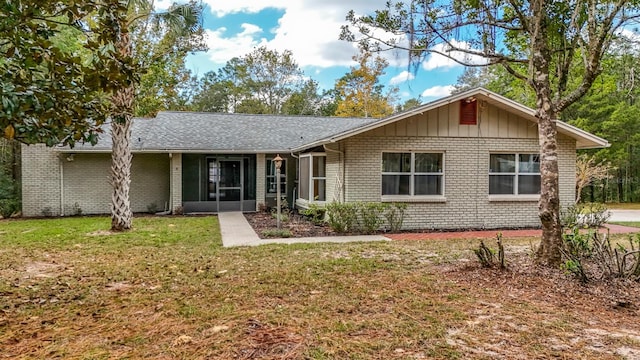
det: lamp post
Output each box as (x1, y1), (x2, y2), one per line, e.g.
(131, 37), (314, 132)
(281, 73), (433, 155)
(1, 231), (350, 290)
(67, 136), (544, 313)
(273, 154), (283, 229)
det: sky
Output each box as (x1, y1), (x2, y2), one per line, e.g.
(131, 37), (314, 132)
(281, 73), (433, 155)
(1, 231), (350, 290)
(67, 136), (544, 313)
(156, 0), (469, 104)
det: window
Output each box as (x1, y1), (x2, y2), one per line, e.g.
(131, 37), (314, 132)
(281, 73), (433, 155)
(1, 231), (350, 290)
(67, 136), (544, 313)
(489, 153), (540, 195)
(299, 154), (326, 201)
(382, 152), (444, 196)
(266, 159), (286, 194)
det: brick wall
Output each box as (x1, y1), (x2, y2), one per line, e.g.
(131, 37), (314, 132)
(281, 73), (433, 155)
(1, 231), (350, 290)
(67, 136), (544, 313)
(21, 144), (62, 216)
(21, 145), (170, 216)
(341, 134), (577, 230)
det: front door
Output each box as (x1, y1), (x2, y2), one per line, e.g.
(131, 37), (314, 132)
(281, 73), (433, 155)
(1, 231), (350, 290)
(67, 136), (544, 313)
(218, 159), (243, 211)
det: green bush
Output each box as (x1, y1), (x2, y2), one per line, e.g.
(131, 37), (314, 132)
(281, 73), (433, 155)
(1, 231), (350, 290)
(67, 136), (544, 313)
(383, 203), (407, 232)
(355, 202), (387, 234)
(0, 170), (19, 218)
(300, 203), (326, 225)
(562, 203), (610, 229)
(326, 202), (358, 233)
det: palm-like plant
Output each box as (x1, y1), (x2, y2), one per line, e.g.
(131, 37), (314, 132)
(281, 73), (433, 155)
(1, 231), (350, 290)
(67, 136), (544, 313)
(95, 0), (205, 230)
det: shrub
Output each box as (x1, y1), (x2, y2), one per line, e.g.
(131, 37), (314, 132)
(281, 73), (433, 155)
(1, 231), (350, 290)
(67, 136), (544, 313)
(0, 198), (19, 218)
(355, 202), (387, 234)
(383, 203), (407, 232)
(561, 227), (640, 282)
(562, 203), (610, 229)
(326, 202), (358, 233)
(300, 203), (326, 225)
(473, 233), (506, 269)
(146, 202), (158, 214)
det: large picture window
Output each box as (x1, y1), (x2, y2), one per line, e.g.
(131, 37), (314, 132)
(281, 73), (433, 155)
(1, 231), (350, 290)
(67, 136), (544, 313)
(382, 152), (444, 196)
(299, 153), (326, 202)
(489, 153), (540, 195)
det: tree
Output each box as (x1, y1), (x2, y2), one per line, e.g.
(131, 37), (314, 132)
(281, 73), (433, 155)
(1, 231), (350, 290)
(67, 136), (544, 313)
(342, 0), (640, 266)
(191, 48), (311, 115)
(334, 47), (397, 118)
(1, 0), (109, 146)
(396, 98), (422, 112)
(93, 0), (205, 231)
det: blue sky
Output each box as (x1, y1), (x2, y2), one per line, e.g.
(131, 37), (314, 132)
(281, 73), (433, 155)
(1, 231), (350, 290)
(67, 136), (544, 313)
(157, 0), (478, 104)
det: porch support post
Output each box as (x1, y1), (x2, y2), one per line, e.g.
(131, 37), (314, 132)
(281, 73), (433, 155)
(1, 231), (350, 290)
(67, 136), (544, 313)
(256, 153), (266, 210)
(170, 152), (182, 214)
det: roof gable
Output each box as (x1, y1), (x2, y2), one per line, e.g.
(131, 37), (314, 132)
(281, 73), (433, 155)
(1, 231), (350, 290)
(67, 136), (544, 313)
(293, 88), (609, 150)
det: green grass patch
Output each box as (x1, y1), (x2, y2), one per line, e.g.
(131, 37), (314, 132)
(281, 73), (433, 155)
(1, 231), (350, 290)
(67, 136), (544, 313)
(610, 221), (640, 228)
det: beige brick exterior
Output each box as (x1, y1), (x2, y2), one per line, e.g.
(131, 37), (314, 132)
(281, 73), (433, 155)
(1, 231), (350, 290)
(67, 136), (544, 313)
(22, 145), (170, 216)
(256, 153), (266, 210)
(336, 132), (576, 230)
(170, 153), (182, 213)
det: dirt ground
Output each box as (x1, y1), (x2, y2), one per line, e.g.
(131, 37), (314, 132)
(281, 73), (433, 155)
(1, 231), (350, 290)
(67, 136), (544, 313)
(245, 211), (336, 238)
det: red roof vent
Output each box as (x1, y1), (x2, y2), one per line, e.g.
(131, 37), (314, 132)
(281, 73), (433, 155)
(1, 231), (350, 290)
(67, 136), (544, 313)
(460, 98), (477, 125)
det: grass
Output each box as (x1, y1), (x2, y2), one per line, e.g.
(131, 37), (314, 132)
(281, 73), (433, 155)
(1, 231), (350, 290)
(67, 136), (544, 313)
(1, 216), (639, 359)
(610, 221), (640, 228)
(605, 202), (640, 210)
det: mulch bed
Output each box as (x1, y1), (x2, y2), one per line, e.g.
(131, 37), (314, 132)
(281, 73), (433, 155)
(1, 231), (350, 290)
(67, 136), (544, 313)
(245, 211), (336, 238)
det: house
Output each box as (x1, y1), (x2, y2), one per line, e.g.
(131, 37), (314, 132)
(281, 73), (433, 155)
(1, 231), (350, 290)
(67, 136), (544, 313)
(21, 88), (608, 229)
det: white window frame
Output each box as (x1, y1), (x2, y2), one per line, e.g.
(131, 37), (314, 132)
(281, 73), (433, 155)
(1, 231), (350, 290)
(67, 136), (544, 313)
(266, 158), (286, 195)
(489, 152), (540, 201)
(298, 152), (326, 204)
(381, 151), (446, 202)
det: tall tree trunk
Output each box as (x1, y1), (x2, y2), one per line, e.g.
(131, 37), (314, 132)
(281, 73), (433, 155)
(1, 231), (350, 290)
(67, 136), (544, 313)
(530, 0), (562, 266)
(110, 30), (134, 231)
(535, 110), (562, 266)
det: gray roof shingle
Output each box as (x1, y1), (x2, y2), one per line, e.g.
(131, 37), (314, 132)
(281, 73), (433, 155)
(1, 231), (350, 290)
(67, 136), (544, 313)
(68, 112), (379, 153)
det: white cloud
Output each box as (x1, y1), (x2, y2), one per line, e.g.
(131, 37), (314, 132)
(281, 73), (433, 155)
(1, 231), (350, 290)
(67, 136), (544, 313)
(203, 24), (269, 63)
(389, 71), (415, 85)
(423, 40), (488, 71)
(200, 0), (389, 69)
(153, 0), (174, 11)
(421, 85), (454, 98)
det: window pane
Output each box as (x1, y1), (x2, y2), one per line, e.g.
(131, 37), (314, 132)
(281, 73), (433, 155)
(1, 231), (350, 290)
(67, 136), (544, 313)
(299, 157), (309, 200)
(312, 156), (325, 177)
(490, 154), (515, 173)
(382, 153), (411, 172)
(519, 154), (540, 173)
(518, 175), (541, 194)
(415, 175), (442, 195)
(415, 153), (442, 173)
(382, 175), (410, 195)
(489, 175), (515, 194)
(313, 179), (326, 201)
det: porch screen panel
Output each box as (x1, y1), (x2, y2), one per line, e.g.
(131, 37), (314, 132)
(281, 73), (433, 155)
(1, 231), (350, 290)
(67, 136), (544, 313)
(182, 154), (202, 201)
(243, 156), (256, 200)
(299, 156), (310, 200)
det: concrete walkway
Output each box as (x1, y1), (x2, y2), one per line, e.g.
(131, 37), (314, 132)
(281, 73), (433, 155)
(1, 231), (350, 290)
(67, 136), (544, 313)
(609, 209), (640, 222)
(218, 212), (640, 247)
(218, 212), (390, 247)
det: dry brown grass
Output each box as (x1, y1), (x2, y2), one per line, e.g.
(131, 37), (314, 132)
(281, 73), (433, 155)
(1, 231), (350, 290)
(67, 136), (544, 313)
(1, 217), (639, 359)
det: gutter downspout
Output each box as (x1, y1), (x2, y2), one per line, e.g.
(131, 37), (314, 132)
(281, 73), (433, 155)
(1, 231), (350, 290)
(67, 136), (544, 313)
(290, 152), (299, 209)
(323, 144), (345, 203)
(168, 153), (173, 213)
(59, 158), (64, 216)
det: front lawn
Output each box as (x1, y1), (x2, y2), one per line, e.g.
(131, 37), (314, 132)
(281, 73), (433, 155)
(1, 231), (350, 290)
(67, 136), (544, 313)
(1, 216), (639, 359)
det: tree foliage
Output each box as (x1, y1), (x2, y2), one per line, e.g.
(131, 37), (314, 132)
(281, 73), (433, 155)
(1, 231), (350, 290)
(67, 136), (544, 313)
(1, 0), (110, 146)
(334, 47), (397, 118)
(342, 0), (640, 266)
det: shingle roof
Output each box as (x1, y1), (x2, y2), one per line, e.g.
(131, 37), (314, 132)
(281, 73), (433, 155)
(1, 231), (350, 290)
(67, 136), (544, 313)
(67, 112), (379, 153)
